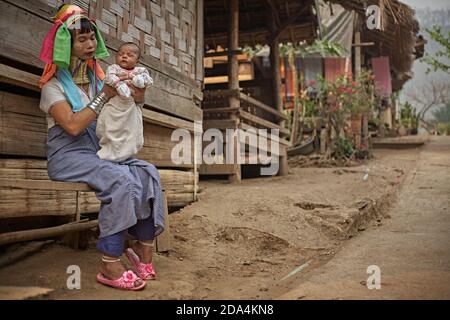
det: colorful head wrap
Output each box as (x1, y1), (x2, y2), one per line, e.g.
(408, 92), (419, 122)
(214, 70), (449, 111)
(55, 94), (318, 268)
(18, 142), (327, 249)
(39, 5), (110, 112)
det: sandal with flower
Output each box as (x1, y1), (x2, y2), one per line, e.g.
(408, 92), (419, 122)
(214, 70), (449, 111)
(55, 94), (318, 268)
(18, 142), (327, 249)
(96, 257), (146, 291)
(125, 241), (156, 280)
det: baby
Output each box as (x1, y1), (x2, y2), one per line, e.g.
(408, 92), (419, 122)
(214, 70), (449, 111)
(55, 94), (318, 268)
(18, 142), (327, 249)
(96, 42), (153, 162)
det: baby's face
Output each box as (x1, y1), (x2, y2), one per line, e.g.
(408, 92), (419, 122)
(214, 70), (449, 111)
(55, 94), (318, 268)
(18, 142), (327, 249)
(116, 45), (139, 70)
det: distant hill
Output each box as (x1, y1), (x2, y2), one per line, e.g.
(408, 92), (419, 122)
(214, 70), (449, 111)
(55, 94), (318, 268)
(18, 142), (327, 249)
(400, 7), (450, 121)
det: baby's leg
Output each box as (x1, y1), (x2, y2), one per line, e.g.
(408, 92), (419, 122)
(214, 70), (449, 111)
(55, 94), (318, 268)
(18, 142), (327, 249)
(116, 81), (131, 97)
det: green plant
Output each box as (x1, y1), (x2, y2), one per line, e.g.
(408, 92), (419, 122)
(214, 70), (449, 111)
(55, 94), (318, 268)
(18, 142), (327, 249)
(422, 26), (450, 74)
(400, 101), (419, 130)
(334, 137), (354, 159)
(437, 122), (450, 135)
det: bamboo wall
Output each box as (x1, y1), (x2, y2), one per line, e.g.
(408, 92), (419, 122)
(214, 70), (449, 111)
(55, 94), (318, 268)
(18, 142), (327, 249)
(50, 0), (199, 79)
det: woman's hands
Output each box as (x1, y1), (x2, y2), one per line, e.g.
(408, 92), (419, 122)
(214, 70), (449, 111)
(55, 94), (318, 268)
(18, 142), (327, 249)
(101, 74), (130, 100)
(101, 84), (118, 100)
(129, 84), (146, 104)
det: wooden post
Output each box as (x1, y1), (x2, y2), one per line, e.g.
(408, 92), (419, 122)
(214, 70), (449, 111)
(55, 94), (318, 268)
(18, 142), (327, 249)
(155, 191), (171, 253)
(195, 0), (204, 87)
(270, 39), (283, 126)
(228, 0), (241, 183)
(353, 31), (363, 150)
(268, 9), (288, 176)
(73, 191), (81, 249)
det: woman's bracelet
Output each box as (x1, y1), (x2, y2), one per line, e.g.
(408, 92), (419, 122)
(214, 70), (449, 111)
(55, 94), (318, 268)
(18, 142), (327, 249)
(87, 92), (108, 115)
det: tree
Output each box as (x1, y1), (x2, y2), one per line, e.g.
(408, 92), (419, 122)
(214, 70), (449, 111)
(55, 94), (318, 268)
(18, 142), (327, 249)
(422, 26), (450, 74)
(407, 80), (450, 120)
(432, 103), (450, 123)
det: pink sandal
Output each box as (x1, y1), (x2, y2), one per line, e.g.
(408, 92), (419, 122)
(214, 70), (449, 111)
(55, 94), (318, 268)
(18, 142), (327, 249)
(97, 257), (146, 291)
(125, 241), (156, 280)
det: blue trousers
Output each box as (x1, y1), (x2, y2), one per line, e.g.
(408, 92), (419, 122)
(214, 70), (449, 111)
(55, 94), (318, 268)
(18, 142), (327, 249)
(97, 215), (156, 256)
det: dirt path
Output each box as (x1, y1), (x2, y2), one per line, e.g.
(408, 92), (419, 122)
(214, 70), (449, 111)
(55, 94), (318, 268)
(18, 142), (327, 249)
(279, 136), (450, 300)
(0, 140), (425, 299)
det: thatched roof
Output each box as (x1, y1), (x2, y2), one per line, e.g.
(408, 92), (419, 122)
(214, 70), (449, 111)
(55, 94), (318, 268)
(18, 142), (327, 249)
(326, 0), (421, 91)
(204, 0), (319, 49)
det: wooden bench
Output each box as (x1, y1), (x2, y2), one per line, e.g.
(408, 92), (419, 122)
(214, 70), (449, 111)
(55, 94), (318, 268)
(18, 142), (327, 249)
(0, 179), (171, 252)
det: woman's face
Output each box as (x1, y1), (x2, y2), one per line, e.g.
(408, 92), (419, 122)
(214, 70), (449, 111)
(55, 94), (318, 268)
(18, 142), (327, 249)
(71, 30), (97, 60)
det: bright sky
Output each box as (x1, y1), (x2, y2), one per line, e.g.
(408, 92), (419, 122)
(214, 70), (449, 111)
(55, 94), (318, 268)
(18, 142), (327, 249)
(401, 0), (450, 10)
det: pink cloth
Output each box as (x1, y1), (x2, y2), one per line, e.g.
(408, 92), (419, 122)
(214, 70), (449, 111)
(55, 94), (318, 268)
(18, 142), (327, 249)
(371, 57), (392, 98)
(39, 20), (63, 64)
(324, 58), (352, 83)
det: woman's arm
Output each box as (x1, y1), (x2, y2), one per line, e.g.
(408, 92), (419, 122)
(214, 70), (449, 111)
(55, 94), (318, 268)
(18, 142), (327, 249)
(129, 84), (147, 104)
(50, 84), (117, 136)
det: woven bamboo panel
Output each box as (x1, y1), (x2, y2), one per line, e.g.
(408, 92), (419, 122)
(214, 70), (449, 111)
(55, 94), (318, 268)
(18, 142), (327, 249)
(0, 158), (199, 218)
(46, 0), (197, 80)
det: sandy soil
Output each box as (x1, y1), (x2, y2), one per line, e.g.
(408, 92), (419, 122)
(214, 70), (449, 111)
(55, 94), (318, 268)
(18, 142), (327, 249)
(0, 145), (422, 299)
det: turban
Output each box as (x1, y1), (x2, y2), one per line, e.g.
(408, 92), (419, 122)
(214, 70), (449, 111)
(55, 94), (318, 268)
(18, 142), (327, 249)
(39, 4), (108, 88)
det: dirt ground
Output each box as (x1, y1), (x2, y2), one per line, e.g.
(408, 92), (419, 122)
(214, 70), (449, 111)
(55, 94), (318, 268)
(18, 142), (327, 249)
(278, 136), (450, 300)
(0, 138), (428, 299)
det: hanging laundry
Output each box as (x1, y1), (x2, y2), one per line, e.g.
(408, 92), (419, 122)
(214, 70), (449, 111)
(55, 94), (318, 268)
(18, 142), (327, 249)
(371, 56), (392, 98)
(301, 57), (323, 86)
(324, 57), (352, 83)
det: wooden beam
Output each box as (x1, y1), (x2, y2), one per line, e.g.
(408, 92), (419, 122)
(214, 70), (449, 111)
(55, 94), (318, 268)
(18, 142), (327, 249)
(228, 0), (241, 183)
(239, 110), (290, 136)
(199, 164), (236, 175)
(239, 93), (288, 120)
(264, 0), (282, 30)
(204, 49), (243, 58)
(0, 220), (99, 246)
(0, 179), (93, 192)
(142, 108), (196, 132)
(204, 89), (240, 99)
(268, 6), (309, 43)
(352, 42), (375, 47)
(203, 107), (240, 113)
(0, 64), (40, 92)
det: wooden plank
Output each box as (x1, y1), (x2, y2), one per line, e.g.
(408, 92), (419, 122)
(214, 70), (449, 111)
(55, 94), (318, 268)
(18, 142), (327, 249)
(239, 109), (290, 136)
(203, 107), (240, 113)
(155, 191), (171, 252)
(239, 92), (288, 121)
(203, 119), (237, 130)
(199, 164), (236, 175)
(0, 219), (99, 246)
(0, 179), (93, 191)
(203, 89), (240, 99)
(240, 123), (292, 147)
(142, 107), (195, 132)
(0, 64), (40, 91)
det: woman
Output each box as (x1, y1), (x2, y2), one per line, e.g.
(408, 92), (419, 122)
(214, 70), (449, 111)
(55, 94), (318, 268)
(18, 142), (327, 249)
(39, 5), (164, 291)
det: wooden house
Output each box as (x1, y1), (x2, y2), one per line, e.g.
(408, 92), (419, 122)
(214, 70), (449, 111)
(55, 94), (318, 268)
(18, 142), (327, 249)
(199, 0), (320, 182)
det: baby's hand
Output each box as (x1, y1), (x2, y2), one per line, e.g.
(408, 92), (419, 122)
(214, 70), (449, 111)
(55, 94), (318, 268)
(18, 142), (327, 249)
(132, 76), (145, 88)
